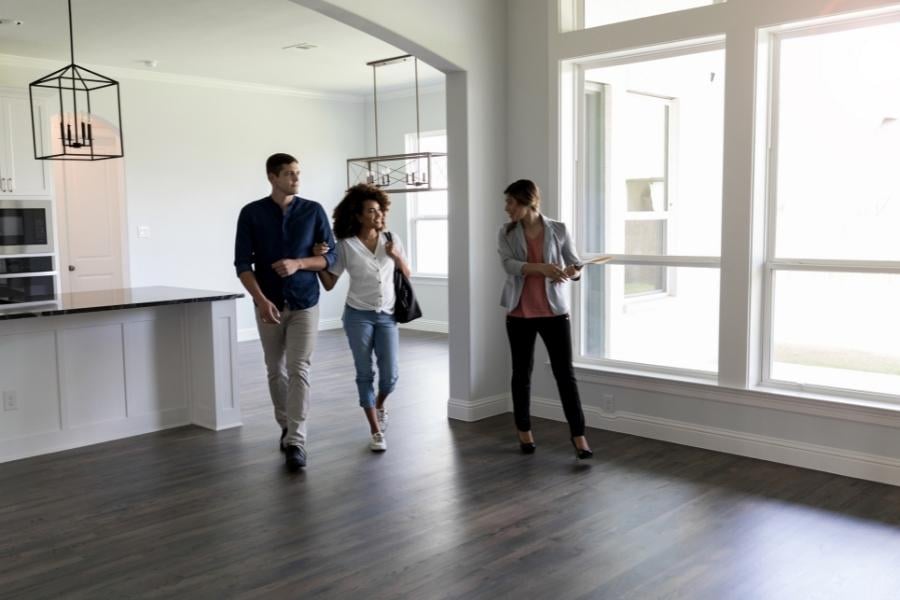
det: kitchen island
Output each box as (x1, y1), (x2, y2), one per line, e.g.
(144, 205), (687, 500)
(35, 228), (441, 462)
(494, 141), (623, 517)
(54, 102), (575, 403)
(0, 286), (243, 463)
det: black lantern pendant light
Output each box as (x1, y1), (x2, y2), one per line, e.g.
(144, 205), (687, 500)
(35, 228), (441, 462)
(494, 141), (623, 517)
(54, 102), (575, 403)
(28, 0), (124, 160)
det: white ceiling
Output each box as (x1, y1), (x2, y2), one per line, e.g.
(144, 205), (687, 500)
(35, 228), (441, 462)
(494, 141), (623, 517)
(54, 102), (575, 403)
(0, 0), (444, 95)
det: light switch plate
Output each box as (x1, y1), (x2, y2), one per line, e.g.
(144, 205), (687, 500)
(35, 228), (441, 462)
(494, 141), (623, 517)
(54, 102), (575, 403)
(2, 390), (18, 411)
(138, 225), (151, 239)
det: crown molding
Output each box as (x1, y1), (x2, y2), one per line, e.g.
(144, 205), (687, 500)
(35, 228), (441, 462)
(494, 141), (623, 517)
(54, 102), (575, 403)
(0, 53), (366, 103)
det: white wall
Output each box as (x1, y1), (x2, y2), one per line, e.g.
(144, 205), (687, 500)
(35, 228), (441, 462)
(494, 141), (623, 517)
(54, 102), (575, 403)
(363, 87), (449, 328)
(0, 59), (365, 338)
(118, 78), (364, 336)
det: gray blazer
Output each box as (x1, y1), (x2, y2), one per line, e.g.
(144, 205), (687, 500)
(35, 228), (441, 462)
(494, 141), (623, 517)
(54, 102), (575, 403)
(497, 215), (582, 315)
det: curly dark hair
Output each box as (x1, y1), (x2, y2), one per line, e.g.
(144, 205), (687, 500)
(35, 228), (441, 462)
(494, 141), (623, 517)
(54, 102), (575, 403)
(332, 184), (392, 239)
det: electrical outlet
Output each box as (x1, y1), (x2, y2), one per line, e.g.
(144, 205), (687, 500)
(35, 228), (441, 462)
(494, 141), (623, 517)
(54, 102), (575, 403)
(137, 225), (151, 239)
(600, 393), (615, 414)
(2, 390), (19, 411)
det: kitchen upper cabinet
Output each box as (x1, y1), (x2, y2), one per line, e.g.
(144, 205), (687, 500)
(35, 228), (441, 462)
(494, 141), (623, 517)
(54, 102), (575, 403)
(0, 93), (51, 198)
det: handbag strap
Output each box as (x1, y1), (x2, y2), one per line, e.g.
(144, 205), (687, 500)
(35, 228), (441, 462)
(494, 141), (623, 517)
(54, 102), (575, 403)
(384, 231), (398, 272)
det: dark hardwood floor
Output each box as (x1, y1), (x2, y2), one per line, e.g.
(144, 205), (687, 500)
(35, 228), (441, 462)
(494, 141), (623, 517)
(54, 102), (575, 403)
(3, 329), (900, 599)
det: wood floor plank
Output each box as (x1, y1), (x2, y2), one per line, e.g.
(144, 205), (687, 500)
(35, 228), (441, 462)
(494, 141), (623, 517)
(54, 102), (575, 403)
(2, 329), (900, 599)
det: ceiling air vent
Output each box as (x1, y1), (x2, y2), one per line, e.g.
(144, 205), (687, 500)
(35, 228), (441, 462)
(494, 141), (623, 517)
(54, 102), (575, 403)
(283, 42), (317, 51)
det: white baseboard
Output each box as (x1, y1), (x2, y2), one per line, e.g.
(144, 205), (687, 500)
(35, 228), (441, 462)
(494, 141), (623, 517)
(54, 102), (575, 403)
(530, 396), (900, 486)
(0, 409), (191, 464)
(448, 394), (511, 422)
(399, 319), (449, 334)
(319, 318), (343, 331)
(238, 318), (344, 342)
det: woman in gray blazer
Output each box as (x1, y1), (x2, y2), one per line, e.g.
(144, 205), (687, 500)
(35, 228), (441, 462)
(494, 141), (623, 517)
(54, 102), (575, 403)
(497, 179), (592, 459)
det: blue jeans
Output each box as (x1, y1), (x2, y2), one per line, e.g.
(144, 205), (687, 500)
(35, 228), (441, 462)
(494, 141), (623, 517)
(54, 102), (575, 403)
(342, 305), (400, 408)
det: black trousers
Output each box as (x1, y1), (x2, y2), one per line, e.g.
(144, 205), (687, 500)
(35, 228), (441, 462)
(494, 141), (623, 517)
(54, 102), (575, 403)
(505, 314), (586, 437)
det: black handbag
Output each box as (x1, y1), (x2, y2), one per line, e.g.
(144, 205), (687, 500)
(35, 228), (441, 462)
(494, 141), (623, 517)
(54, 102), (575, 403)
(385, 232), (422, 323)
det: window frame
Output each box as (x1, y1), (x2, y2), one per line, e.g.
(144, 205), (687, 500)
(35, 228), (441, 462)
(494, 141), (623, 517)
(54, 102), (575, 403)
(571, 39), (724, 377)
(404, 129), (448, 279)
(622, 91), (674, 300)
(570, 0), (728, 32)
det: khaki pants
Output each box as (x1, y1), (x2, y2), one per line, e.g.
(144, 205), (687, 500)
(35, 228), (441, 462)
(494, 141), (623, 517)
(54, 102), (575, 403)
(255, 304), (319, 448)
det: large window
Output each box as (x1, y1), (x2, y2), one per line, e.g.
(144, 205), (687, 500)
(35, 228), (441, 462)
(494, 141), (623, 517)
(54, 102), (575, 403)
(577, 43), (725, 374)
(405, 131), (447, 277)
(764, 19), (900, 397)
(563, 2), (900, 406)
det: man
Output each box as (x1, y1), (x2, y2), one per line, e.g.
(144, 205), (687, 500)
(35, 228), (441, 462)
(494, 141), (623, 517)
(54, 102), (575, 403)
(234, 153), (336, 471)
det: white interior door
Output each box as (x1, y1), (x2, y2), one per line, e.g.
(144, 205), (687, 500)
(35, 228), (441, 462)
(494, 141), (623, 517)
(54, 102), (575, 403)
(54, 118), (128, 293)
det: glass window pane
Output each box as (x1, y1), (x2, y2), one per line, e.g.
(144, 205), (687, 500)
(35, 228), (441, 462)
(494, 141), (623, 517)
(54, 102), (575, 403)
(413, 190), (448, 218)
(770, 271), (900, 396)
(584, 0), (722, 29)
(626, 179), (666, 212)
(584, 48), (724, 256)
(582, 265), (719, 371)
(623, 95), (666, 181)
(775, 22), (900, 261)
(625, 220), (666, 255)
(414, 220), (448, 275)
(625, 265), (666, 296)
(405, 131), (448, 191)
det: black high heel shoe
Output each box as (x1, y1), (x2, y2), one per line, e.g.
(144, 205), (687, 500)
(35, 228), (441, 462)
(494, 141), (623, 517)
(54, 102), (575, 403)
(518, 432), (536, 454)
(570, 438), (593, 460)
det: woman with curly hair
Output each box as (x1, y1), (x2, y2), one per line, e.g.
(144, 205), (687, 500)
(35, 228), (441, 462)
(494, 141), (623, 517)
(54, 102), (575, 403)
(316, 184), (411, 452)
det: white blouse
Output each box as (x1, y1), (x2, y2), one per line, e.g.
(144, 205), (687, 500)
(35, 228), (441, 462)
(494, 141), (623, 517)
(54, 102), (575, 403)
(329, 233), (406, 314)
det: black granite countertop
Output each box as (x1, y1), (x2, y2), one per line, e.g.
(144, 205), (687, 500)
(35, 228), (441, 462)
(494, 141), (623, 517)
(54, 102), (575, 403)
(0, 286), (244, 320)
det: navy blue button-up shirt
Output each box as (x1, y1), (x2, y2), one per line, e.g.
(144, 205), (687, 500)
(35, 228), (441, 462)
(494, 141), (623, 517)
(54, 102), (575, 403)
(234, 196), (337, 311)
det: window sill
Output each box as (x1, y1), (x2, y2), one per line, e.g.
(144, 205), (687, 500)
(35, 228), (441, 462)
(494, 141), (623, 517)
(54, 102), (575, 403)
(569, 361), (900, 428)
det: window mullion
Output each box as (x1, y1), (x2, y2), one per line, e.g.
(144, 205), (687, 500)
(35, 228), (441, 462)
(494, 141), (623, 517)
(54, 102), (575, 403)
(716, 24), (759, 389)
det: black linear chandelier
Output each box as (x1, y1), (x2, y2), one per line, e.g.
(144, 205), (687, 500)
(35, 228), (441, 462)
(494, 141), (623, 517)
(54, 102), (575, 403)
(346, 54), (447, 194)
(29, 0), (124, 160)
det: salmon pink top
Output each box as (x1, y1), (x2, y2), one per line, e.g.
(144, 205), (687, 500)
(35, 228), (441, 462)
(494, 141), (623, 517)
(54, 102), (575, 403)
(509, 229), (555, 318)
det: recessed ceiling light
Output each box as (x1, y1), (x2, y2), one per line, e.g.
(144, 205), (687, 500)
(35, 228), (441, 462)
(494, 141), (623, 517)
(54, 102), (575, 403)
(282, 42), (317, 51)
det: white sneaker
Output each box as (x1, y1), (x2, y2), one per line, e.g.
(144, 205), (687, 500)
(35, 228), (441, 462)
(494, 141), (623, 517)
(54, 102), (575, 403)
(376, 408), (389, 432)
(369, 431), (387, 452)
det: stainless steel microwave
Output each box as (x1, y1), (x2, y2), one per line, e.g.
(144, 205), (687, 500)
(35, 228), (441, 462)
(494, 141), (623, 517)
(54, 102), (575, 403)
(0, 199), (54, 255)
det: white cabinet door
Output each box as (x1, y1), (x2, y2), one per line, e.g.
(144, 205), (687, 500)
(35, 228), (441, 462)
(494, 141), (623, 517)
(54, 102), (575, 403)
(0, 96), (50, 197)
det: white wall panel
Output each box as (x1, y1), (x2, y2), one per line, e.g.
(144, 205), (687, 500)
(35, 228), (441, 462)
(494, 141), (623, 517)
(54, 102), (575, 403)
(124, 315), (187, 416)
(60, 323), (127, 428)
(0, 331), (60, 439)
